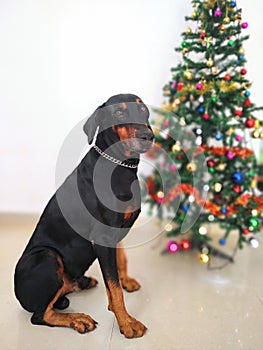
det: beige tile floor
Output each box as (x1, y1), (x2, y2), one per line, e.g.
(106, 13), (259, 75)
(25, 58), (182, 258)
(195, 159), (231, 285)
(1, 213), (263, 350)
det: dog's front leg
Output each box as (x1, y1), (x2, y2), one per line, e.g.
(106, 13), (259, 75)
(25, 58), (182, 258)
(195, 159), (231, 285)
(94, 244), (147, 338)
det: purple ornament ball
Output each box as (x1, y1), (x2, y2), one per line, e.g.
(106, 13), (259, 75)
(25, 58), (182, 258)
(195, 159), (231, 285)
(242, 22), (248, 29)
(215, 8), (222, 17)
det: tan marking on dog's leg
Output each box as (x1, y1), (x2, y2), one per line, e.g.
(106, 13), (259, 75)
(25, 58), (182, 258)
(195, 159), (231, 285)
(106, 280), (147, 338)
(116, 243), (141, 292)
(43, 285), (97, 333)
(42, 257), (97, 333)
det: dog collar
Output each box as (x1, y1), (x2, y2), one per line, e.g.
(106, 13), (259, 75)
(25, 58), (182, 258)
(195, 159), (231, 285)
(93, 145), (139, 169)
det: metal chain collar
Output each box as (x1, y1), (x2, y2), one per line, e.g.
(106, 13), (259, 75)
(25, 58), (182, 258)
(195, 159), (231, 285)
(93, 144), (138, 169)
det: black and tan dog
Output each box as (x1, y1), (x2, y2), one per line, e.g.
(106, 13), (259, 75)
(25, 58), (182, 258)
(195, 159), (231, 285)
(14, 94), (154, 338)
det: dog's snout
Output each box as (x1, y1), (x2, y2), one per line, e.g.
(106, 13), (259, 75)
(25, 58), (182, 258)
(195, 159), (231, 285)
(136, 130), (154, 142)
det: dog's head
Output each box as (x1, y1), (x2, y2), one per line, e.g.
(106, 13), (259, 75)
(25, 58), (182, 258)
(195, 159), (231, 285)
(83, 94), (154, 154)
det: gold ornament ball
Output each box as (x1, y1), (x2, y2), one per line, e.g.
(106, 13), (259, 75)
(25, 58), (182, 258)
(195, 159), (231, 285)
(172, 143), (181, 152)
(217, 163), (226, 171)
(214, 182), (223, 192)
(224, 16), (231, 24)
(260, 131), (263, 138)
(251, 130), (260, 139)
(187, 162), (197, 172)
(220, 24), (226, 33)
(184, 70), (193, 80)
(199, 253), (210, 264)
(185, 27), (192, 35)
(191, 11), (197, 18)
(239, 47), (245, 55)
(206, 58), (214, 67)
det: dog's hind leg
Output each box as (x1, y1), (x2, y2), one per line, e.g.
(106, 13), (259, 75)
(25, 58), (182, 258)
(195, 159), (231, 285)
(15, 249), (97, 333)
(116, 242), (141, 292)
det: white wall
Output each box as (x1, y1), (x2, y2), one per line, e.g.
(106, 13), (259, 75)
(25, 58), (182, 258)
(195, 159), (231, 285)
(0, 0), (262, 213)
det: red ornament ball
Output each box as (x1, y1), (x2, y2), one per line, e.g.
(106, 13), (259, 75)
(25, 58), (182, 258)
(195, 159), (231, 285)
(207, 159), (216, 167)
(180, 239), (191, 251)
(232, 184), (242, 193)
(203, 113), (210, 120)
(177, 81), (184, 91)
(235, 109), (243, 117)
(241, 68), (247, 75)
(245, 118), (255, 128)
(224, 73), (231, 81)
(244, 99), (251, 107)
(243, 228), (249, 235)
(200, 31), (206, 39)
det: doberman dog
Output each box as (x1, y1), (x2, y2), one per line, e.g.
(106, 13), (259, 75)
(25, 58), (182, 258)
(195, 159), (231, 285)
(14, 94), (154, 338)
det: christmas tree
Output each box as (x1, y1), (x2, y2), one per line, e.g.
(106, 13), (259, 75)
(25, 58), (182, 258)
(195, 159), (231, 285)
(146, 0), (263, 265)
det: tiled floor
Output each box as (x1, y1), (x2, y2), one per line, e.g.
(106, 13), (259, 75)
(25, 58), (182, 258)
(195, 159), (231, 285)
(1, 214), (263, 350)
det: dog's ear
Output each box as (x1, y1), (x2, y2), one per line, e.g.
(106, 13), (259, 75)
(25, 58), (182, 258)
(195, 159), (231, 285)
(83, 102), (106, 144)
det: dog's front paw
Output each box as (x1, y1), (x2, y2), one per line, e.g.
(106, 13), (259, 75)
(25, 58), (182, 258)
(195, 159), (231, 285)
(119, 316), (147, 338)
(121, 277), (141, 292)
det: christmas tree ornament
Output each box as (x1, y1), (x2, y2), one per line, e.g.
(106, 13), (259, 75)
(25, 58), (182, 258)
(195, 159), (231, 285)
(243, 228), (249, 235)
(165, 223), (174, 232)
(198, 106), (205, 113)
(235, 135), (243, 142)
(203, 112), (210, 120)
(220, 24), (226, 32)
(208, 167), (216, 174)
(232, 171), (244, 184)
(184, 70), (193, 80)
(239, 47), (245, 55)
(223, 16), (231, 24)
(219, 238), (226, 245)
(177, 81), (184, 91)
(217, 163), (226, 171)
(241, 68), (247, 75)
(232, 184), (242, 193)
(206, 58), (214, 67)
(249, 237), (259, 249)
(185, 27), (192, 35)
(211, 95), (218, 102)
(214, 8), (222, 17)
(207, 159), (216, 167)
(199, 253), (210, 264)
(166, 240), (179, 253)
(214, 182), (223, 192)
(187, 162), (197, 172)
(249, 217), (260, 228)
(241, 22), (248, 29)
(238, 54), (244, 61)
(226, 151), (235, 160)
(182, 205), (189, 212)
(251, 209), (258, 217)
(215, 132), (223, 140)
(251, 130), (260, 139)
(200, 31), (206, 39)
(224, 73), (231, 81)
(230, 1), (237, 7)
(191, 11), (197, 19)
(199, 226), (207, 235)
(196, 82), (203, 90)
(245, 118), (255, 128)
(208, 215), (215, 222)
(228, 39), (234, 46)
(180, 239), (191, 250)
(221, 207), (227, 214)
(235, 109), (243, 117)
(181, 41), (188, 48)
(157, 191), (164, 199)
(172, 143), (181, 152)
(244, 98), (251, 106)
